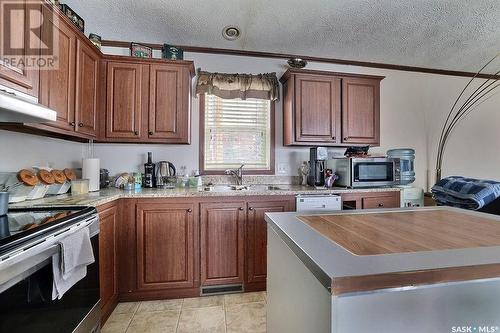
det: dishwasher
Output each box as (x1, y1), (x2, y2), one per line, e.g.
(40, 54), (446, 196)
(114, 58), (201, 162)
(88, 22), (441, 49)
(296, 194), (342, 212)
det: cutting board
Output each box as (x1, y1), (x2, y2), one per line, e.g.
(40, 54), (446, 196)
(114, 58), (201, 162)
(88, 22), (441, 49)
(299, 209), (500, 256)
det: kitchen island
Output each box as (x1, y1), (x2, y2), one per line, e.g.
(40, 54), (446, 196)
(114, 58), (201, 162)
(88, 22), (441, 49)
(265, 207), (500, 333)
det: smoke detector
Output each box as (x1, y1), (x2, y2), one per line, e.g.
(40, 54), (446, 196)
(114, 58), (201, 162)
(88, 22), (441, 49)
(222, 26), (241, 41)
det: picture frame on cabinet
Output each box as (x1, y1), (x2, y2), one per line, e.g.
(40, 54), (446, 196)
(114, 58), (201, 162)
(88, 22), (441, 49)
(130, 43), (153, 58)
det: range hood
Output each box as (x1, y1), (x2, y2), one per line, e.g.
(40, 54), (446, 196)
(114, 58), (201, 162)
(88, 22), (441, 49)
(0, 86), (57, 123)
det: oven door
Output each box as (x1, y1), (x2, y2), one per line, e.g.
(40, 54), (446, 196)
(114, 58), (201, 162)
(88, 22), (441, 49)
(352, 160), (395, 187)
(0, 220), (100, 333)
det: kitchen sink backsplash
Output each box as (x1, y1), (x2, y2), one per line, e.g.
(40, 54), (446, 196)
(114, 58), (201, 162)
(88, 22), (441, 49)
(202, 175), (301, 186)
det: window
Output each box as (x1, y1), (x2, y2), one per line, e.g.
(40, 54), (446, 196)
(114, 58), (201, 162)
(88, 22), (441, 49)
(201, 94), (274, 174)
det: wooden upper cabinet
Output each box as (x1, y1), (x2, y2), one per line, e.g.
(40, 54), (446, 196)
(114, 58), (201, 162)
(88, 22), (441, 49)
(136, 202), (199, 291)
(39, 5), (76, 131)
(246, 199), (295, 289)
(294, 74), (341, 144)
(75, 39), (99, 137)
(281, 69), (383, 147)
(341, 77), (380, 144)
(0, 0), (41, 97)
(105, 61), (145, 139)
(148, 64), (191, 143)
(200, 202), (246, 286)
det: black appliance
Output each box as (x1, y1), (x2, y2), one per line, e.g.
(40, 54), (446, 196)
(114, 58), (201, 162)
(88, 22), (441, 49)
(144, 152), (155, 188)
(307, 147), (328, 187)
(0, 206), (100, 333)
(100, 168), (110, 189)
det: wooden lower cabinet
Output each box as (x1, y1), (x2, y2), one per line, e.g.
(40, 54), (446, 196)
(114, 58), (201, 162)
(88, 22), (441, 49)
(245, 198), (295, 291)
(97, 202), (118, 324)
(136, 201), (199, 291)
(341, 191), (400, 210)
(200, 202), (246, 286)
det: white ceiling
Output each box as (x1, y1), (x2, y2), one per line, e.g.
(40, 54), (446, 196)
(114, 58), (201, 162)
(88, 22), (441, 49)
(65, 0), (500, 72)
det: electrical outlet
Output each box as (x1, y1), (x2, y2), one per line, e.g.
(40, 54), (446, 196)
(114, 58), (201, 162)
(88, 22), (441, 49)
(277, 163), (289, 175)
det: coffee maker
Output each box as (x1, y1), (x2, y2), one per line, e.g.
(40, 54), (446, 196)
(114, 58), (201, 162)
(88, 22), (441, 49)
(307, 147), (328, 187)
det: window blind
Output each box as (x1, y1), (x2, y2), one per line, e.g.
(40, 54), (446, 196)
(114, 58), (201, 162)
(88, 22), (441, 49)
(204, 94), (271, 171)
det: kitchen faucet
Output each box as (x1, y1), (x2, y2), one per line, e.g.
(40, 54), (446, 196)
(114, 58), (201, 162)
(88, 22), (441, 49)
(225, 164), (245, 185)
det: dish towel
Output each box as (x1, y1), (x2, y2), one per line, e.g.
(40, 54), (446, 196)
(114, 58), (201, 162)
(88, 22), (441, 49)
(431, 176), (500, 210)
(52, 226), (95, 300)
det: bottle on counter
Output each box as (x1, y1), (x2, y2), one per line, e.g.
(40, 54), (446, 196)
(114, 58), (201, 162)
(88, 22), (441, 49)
(144, 152), (155, 188)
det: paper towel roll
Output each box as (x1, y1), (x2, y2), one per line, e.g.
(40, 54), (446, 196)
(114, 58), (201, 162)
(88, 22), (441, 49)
(82, 158), (100, 192)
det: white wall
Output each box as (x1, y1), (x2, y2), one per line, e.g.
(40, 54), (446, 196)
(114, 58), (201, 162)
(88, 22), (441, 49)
(1, 48), (499, 190)
(0, 130), (84, 170)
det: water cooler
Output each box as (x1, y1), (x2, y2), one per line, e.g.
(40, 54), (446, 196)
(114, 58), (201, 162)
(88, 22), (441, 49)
(387, 148), (424, 207)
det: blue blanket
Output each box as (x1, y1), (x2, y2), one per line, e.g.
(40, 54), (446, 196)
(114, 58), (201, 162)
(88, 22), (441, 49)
(431, 176), (500, 210)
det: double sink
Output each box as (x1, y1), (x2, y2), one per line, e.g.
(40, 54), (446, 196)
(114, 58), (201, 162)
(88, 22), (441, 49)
(200, 184), (286, 192)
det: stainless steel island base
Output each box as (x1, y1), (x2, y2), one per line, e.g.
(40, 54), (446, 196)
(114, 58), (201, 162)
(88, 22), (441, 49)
(267, 225), (500, 333)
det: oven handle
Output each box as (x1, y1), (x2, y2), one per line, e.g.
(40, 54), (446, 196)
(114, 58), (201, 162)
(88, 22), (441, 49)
(0, 214), (99, 293)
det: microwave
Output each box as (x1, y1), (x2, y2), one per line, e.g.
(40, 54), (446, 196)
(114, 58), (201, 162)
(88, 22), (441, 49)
(327, 157), (400, 188)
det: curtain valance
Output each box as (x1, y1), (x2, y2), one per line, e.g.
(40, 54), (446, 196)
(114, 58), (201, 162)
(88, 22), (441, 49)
(196, 70), (279, 101)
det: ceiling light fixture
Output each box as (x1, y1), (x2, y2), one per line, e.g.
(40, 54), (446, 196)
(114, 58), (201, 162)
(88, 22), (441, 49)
(222, 26), (241, 41)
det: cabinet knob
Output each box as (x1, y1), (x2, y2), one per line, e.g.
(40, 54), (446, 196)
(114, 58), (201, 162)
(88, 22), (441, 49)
(187, 208), (192, 213)
(378, 203), (384, 207)
(332, 136), (336, 140)
(239, 207), (244, 211)
(149, 131), (154, 135)
(70, 122), (75, 126)
(134, 131), (139, 135)
(78, 123), (84, 127)
(344, 137), (349, 141)
(248, 207), (254, 211)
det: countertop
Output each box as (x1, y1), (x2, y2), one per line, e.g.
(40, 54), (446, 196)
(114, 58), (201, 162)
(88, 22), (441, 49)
(9, 185), (401, 208)
(265, 207), (500, 295)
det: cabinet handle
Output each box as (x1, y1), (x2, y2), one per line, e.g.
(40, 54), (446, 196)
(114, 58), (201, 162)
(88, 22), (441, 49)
(70, 122), (75, 127)
(149, 131), (154, 135)
(78, 123), (84, 127)
(187, 208), (192, 213)
(378, 203), (384, 207)
(239, 207), (244, 211)
(134, 131), (139, 135)
(248, 207), (254, 211)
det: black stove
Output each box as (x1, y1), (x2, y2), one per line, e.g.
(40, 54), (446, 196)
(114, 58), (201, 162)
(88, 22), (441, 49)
(0, 206), (101, 333)
(0, 206), (96, 258)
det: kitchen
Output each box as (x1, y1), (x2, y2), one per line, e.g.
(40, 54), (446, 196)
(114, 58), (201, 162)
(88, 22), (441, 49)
(1, 1), (500, 332)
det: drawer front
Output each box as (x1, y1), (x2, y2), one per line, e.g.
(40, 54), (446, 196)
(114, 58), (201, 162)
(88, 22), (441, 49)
(362, 194), (400, 209)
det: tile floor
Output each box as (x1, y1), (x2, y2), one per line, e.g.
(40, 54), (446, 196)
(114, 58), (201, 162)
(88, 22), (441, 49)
(102, 291), (267, 333)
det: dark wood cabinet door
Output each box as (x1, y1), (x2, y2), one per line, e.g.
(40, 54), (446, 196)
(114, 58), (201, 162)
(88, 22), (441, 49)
(74, 39), (99, 137)
(341, 77), (380, 144)
(0, 0), (40, 97)
(200, 202), (246, 286)
(39, 6), (76, 131)
(294, 74), (341, 144)
(98, 203), (118, 322)
(362, 192), (400, 209)
(136, 202), (199, 290)
(106, 61), (145, 139)
(246, 199), (294, 289)
(148, 64), (190, 143)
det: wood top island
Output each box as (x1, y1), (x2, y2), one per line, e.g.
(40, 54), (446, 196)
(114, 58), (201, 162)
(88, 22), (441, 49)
(266, 207), (500, 295)
(265, 207), (500, 333)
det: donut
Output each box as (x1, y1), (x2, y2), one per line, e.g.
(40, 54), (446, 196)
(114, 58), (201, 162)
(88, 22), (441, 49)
(40, 216), (56, 224)
(17, 169), (39, 186)
(38, 169), (55, 185)
(51, 170), (66, 184)
(63, 168), (76, 181)
(22, 223), (38, 231)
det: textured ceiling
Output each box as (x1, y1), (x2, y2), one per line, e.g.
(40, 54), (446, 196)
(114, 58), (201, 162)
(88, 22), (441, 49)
(65, 0), (500, 72)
